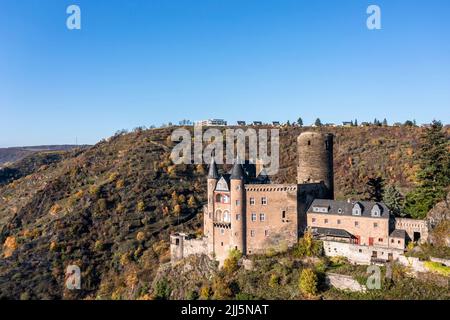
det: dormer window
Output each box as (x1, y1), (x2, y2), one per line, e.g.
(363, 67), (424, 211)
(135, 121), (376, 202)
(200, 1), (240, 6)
(337, 208), (343, 214)
(313, 206), (329, 213)
(371, 204), (382, 217)
(352, 203), (362, 216)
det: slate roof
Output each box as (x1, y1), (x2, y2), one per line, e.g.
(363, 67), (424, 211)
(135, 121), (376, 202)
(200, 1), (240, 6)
(390, 229), (406, 239)
(307, 199), (390, 219)
(207, 158), (219, 179)
(310, 227), (353, 239)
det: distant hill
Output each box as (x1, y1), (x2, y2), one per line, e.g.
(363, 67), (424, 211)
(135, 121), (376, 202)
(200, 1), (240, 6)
(0, 145), (88, 168)
(0, 126), (447, 299)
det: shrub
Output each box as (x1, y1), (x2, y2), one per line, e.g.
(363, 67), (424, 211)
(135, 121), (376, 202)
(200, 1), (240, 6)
(49, 203), (63, 216)
(186, 290), (199, 300)
(299, 268), (318, 298)
(136, 231), (146, 242)
(3, 236), (18, 258)
(199, 286), (212, 300)
(223, 249), (242, 274)
(137, 200), (146, 213)
(269, 274), (280, 288)
(154, 278), (171, 300)
(295, 231), (322, 257)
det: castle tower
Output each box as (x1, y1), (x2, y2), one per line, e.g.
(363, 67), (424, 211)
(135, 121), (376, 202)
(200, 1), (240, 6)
(205, 158), (219, 239)
(230, 160), (246, 254)
(297, 132), (334, 199)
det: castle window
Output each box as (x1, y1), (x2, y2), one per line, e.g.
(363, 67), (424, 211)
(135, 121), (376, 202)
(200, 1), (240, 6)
(223, 211), (231, 223)
(312, 218), (316, 223)
(337, 208), (343, 214)
(261, 197), (267, 205)
(251, 213), (257, 222)
(220, 229), (225, 235)
(175, 238), (180, 245)
(236, 214), (241, 221)
(282, 211), (286, 219)
(308, 140), (311, 146)
(354, 221), (359, 227)
(260, 213), (265, 222)
(337, 219), (341, 225)
(391, 239), (394, 243)
(374, 222), (378, 228)
(250, 197), (255, 205)
(215, 194), (222, 202)
(378, 238), (383, 242)
(250, 230), (255, 237)
(265, 230), (269, 237)
(324, 219), (328, 224)
(236, 200), (240, 206)
(223, 195), (230, 204)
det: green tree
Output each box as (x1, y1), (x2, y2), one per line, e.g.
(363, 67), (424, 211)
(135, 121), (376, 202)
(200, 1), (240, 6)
(383, 185), (405, 217)
(405, 121), (450, 218)
(364, 177), (384, 202)
(297, 117), (303, 126)
(299, 268), (318, 298)
(314, 118), (322, 127)
(382, 118), (388, 126)
(154, 278), (171, 300)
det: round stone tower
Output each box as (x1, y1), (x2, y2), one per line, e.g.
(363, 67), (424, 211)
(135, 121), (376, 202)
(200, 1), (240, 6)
(230, 162), (246, 254)
(297, 132), (334, 198)
(205, 158), (219, 238)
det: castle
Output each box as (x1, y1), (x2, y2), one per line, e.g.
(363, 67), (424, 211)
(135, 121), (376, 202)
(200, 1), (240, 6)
(170, 132), (428, 265)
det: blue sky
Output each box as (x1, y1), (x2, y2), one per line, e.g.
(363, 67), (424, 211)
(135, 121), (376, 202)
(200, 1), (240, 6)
(1, 0), (449, 147)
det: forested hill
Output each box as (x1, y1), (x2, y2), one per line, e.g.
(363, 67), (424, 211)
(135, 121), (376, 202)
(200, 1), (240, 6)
(0, 125), (448, 299)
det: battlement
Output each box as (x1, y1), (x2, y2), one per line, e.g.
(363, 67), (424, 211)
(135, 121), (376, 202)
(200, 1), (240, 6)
(245, 184), (297, 192)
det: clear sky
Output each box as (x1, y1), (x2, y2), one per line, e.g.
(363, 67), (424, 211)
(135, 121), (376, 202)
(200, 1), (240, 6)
(1, 0), (449, 147)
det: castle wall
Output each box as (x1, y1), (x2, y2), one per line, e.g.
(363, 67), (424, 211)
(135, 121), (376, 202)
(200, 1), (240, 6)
(244, 184), (298, 254)
(395, 218), (429, 243)
(323, 241), (404, 265)
(170, 233), (210, 264)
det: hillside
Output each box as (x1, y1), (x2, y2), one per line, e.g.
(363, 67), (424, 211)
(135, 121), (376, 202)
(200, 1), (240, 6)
(0, 145), (85, 168)
(0, 126), (447, 299)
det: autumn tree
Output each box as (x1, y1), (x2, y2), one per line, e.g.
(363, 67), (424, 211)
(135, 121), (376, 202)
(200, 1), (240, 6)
(364, 176), (384, 202)
(299, 268), (318, 298)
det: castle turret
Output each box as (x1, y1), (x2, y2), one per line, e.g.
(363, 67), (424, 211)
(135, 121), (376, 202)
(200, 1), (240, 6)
(230, 160), (246, 254)
(297, 132), (334, 199)
(205, 158), (218, 239)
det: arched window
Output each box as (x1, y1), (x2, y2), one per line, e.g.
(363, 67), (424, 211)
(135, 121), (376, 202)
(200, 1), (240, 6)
(223, 195), (230, 204)
(215, 194), (222, 202)
(215, 209), (222, 221)
(223, 211), (231, 223)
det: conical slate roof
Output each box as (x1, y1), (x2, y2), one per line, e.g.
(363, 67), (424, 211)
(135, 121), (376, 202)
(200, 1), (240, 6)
(230, 158), (245, 180)
(208, 157), (219, 179)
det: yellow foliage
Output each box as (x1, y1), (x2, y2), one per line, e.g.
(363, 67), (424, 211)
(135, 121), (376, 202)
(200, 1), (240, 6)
(89, 185), (100, 196)
(137, 200), (146, 213)
(116, 179), (125, 189)
(136, 231), (146, 242)
(49, 203), (63, 216)
(49, 241), (58, 251)
(108, 172), (118, 182)
(3, 236), (18, 258)
(173, 204), (182, 216)
(75, 189), (84, 199)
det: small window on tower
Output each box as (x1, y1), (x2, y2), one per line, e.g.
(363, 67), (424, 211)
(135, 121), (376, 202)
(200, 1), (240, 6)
(251, 213), (257, 222)
(250, 197), (255, 205)
(250, 230), (255, 237)
(308, 140), (311, 146)
(261, 197), (267, 205)
(236, 200), (240, 206)
(236, 214), (241, 221)
(282, 211), (286, 219)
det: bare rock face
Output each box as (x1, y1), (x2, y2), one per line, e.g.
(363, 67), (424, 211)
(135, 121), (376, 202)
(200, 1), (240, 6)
(427, 191), (450, 226)
(427, 191), (450, 246)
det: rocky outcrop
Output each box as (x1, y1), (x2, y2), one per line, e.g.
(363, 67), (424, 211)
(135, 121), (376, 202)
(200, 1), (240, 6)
(427, 191), (450, 227)
(325, 273), (366, 292)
